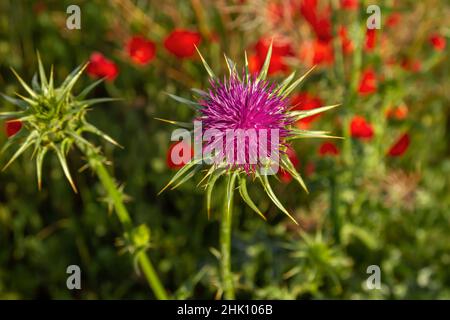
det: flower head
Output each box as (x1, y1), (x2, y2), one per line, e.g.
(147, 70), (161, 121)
(5, 119), (22, 137)
(350, 115), (374, 140)
(126, 36), (156, 65)
(388, 133), (410, 157)
(0, 54), (119, 191)
(199, 74), (293, 173)
(164, 29), (202, 59)
(87, 52), (119, 81)
(429, 33), (446, 51)
(358, 68), (377, 95)
(159, 45), (340, 224)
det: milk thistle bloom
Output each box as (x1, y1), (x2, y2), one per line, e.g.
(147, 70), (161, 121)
(160, 44), (339, 299)
(0, 54), (168, 300)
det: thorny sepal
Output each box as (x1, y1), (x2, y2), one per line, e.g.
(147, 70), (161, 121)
(0, 54), (120, 191)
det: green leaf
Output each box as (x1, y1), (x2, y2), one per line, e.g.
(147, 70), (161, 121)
(52, 144), (77, 193)
(257, 40), (273, 82)
(31, 73), (40, 92)
(238, 176), (266, 220)
(1, 93), (29, 109)
(37, 51), (49, 92)
(154, 117), (193, 129)
(77, 78), (104, 99)
(83, 122), (122, 148)
(281, 66), (315, 99)
(171, 165), (202, 191)
(244, 51), (250, 82)
(288, 129), (342, 141)
(2, 131), (38, 171)
(191, 88), (207, 96)
(167, 93), (201, 110)
(11, 68), (37, 98)
(257, 172), (298, 225)
(224, 54), (240, 80)
(0, 111), (26, 119)
(289, 104), (341, 121)
(36, 147), (49, 190)
(158, 158), (203, 195)
(74, 97), (119, 108)
(195, 45), (216, 79)
(225, 172), (239, 219)
(57, 63), (88, 103)
(275, 71), (296, 96)
(206, 169), (225, 219)
(280, 153), (308, 193)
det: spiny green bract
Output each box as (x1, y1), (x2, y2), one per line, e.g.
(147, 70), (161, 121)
(159, 44), (341, 224)
(0, 53), (119, 192)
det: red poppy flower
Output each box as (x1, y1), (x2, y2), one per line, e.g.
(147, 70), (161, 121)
(279, 147), (299, 183)
(365, 29), (377, 52)
(251, 38), (294, 75)
(164, 29), (202, 59)
(87, 52), (119, 81)
(5, 119), (22, 137)
(339, 26), (354, 55)
(300, 0), (332, 42)
(126, 36), (156, 65)
(401, 58), (422, 73)
(388, 133), (410, 157)
(429, 33), (446, 51)
(318, 142), (340, 156)
(386, 13), (401, 28)
(358, 68), (377, 95)
(166, 141), (194, 169)
(299, 39), (334, 66)
(340, 0), (358, 10)
(385, 105), (408, 120)
(350, 115), (374, 140)
(291, 92), (323, 129)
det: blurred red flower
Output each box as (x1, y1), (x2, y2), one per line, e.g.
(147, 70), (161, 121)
(358, 68), (377, 95)
(401, 58), (422, 73)
(166, 141), (194, 170)
(87, 52), (119, 81)
(365, 29), (377, 52)
(279, 147), (299, 183)
(319, 142), (340, 156)
(126, 35), (156, 65)
(388, 133), (410, 157)
(429, 33), (446, 51)
(350, 115), (374, 140)
(299, 39), (334, 66)
(340, 0), (358, 10)
(300, 0), (332, 42)
(164, 29), (201, 58)
(5, 119), (22, 137)
(385, 105), (408, 120)
(250, 38), (294, 75)
(339, 26), (354, 55)
(386, 13), (401, 28)
(291, 92), (323, 129)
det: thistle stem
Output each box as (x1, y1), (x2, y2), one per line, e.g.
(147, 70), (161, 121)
(94, 162), (169, 300)
(220, 177), (235, 300)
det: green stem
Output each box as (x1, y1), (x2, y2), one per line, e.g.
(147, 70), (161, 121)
(220, 174), (236, 299)
(329, 175), (341, 244)
(94, 162), (169, 300)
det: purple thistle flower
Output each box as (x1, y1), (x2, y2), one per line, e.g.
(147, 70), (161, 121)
(197, 75), (294, 173)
